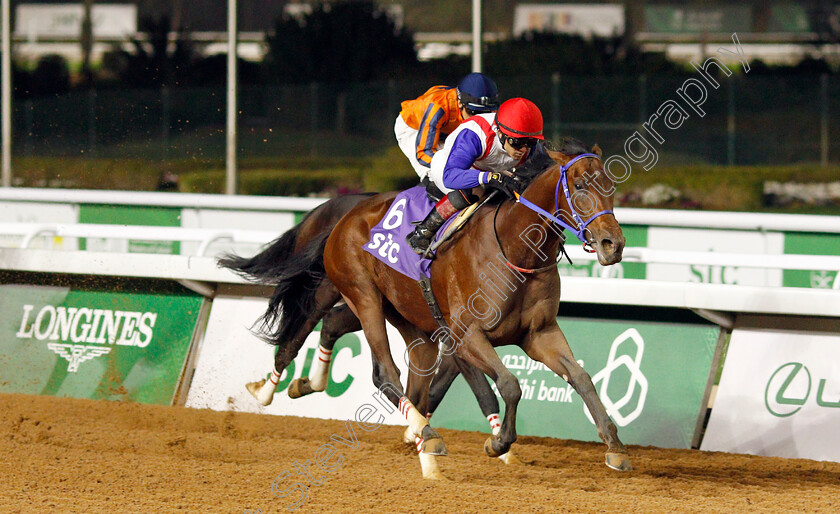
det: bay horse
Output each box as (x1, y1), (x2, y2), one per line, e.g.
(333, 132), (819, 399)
(315, 139), (631, 477)
(218, 194), (512, 465)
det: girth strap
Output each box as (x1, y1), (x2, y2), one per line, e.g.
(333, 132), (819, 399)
(418, 276), (448, 332)
(417, 276), (452, 366)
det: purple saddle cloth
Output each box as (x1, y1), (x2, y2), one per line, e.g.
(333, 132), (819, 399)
(362, 186), (458, 281)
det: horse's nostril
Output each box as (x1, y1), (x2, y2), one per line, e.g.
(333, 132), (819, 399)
(601, 239), (615, 252)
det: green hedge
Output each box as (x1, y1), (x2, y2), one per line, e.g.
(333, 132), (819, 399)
(9, 154), (840, 215)
(177, 147), (418, 195)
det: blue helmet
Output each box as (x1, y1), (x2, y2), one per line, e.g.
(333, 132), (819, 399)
(457, 73), (500, 114)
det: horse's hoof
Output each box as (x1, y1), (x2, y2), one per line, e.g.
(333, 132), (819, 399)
(418, 453), (449, 480)
(422, 437), (447, 456)
(605, 452), (632, 471)
(498, 450), (523, 465)
(246, 379), (265, 398)
(402, 426), (415, 445)
(484, 437), (505, 458)
(246, 379), (269, 402)
(288, 377), (313, 399)
(419, 425), (447, 455)
(423, 469), (449, 481)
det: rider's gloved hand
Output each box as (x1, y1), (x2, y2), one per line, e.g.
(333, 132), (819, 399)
(483, 170), (522, 198)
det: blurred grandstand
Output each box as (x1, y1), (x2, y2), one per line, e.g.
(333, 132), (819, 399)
(2, 1), (838, 200)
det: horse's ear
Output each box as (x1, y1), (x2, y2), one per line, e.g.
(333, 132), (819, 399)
(591, 144), (602, 158)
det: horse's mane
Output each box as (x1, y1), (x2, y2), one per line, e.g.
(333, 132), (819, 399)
(514, 137), (591, 182)
(551, 137), (590, 156)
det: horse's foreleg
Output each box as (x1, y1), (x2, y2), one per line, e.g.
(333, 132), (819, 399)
(444, 355), (500, 424)
(447, 355), (521, 465)
(523, 326), (632, 471)
(288, 302), (361, 398)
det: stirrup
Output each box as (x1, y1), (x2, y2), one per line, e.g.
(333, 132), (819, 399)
(407, 229), (433, 255)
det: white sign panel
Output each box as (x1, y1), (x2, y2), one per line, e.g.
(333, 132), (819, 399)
(15, 4), (137, 39)
(647, 227), (784, 286)
(701, 328), (840, 462)
(513, 4), (625, 38)
(0, 202), (79, 250)
(186, 297), (410, 427)
(179, 209), (295, 257)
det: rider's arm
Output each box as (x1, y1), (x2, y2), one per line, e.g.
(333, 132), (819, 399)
(414, 103), (448, 168)
(440, 130), (489, 190)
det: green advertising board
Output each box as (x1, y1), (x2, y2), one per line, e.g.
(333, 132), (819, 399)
(432, 317), (719, 449)
(0, 283), (202, 404)
(783, 233), (840, 289)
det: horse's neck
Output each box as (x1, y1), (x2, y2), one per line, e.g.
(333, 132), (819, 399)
(497, 167), (564, 269)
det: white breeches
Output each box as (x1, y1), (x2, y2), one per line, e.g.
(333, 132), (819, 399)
(395, 115), (436, 181)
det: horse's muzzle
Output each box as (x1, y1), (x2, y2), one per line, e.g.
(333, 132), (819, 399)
(595, 235), (625, 266)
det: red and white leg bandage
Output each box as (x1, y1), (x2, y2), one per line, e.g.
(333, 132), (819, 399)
(487, 413), (501, 436)
(269, 368), (282, 385)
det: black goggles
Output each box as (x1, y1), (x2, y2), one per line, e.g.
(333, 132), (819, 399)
(502, 134), (538, 150)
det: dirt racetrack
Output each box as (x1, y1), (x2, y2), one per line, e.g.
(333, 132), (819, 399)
(2, 393), (839, 513)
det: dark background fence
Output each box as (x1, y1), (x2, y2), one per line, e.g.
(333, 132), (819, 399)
(8, 73), (838, 167)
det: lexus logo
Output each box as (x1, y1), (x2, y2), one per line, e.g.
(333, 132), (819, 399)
(764, 362), (840, 417)
(764, 362), (811, 417)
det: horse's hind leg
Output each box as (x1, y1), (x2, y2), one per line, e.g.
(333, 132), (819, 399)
(453, 330), (523, 458)
(344, 291), (447, 461)
(523, 326), (632, 471)
(288, 302), (361, 398)
(247, 283), (342, 405)
(430, 356), (522, 465)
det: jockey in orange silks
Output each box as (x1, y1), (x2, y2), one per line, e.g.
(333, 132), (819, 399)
(395, 73), (500, 187)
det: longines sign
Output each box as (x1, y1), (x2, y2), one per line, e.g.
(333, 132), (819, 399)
(0, 284), (202, 405)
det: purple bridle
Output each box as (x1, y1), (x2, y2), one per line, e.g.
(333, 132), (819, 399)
(514, 153), (613, 252)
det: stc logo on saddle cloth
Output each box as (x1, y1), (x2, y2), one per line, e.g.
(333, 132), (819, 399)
(15, 304), (157, 372)
(764, 362), (840, 417)
(366, 197), (407, 264)
(586, 328), (649, 427)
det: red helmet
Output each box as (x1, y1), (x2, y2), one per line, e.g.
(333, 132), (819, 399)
(495, 98), (544, 140)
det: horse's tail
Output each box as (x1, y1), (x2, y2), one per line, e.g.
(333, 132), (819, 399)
(217, 225), (302, 285)
(217, 193), (373, 345)
(217, 193), (373, 284)
(255, 230), (331, 345)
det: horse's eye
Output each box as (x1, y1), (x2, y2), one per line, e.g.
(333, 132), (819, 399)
(574, 181), (586, 190)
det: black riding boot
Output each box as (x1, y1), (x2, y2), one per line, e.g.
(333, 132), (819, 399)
(406, 191), (473, 255)
(406, 206), (448, 255)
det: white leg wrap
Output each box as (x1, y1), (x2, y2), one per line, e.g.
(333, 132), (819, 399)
(308, 345), (333, 391)
(399, 397), (428, 437)
(487, 413), (501, 436)
(487, 412), (517, 463)
(256, 369), (282, 406)
(416, 437), (445, 480)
